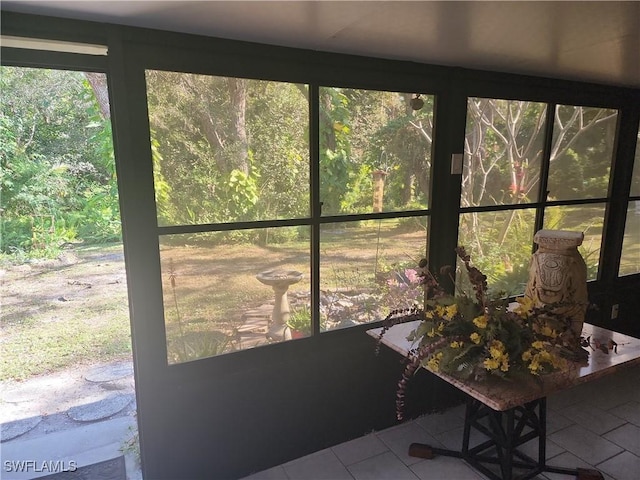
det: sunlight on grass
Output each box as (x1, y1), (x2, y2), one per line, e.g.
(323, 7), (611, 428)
(1, 313), (131, 381)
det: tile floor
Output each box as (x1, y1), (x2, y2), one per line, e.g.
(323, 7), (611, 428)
(242, 364), (640, 480)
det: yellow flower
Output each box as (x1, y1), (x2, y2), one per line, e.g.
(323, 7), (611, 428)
(437, 322), (445, 333)
(540, 325), (558, 338)
(427, 328), (436, 338)
(426, 352), (443, 372)
(538, 350), (553, 363)
(470, 332), (481, 344)
(444, 304), (458, 319)
(514, 296), (534, 316)
(500, 356), (510, 372)
(483, 357), (500, 370)
(473, 315), (488, 329)
(435, 305), (447, 318)
(489, 340), (505, 359)
(531, 341), (545, 350)
(524, 347), (565, 376)
(450, 341), (463, 349)
(529, 359), (541, 375)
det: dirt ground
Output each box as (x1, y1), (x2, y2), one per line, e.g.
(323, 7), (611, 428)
(0, 244), (128, 318)
(0, 244), (131, 381)
(1, 226), (427, 372)
(1, 244), (137, 437)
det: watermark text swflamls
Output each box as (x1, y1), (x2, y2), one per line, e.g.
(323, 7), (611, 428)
(4, 460), (78, 474)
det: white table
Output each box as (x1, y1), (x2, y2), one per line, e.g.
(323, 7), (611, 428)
(368, 322), (640, 480)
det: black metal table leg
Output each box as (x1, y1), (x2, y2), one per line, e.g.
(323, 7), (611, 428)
(407, 397), (604, 480)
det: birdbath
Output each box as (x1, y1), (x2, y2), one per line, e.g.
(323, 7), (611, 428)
(256, 269), (303, 341)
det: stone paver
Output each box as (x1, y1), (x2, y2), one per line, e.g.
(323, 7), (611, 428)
(84, 362), (133, 383)
(67, 394), (133, 422)
(1, 416), (42, 442)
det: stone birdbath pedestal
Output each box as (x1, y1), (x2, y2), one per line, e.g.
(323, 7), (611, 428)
(256, 269), (303, 341)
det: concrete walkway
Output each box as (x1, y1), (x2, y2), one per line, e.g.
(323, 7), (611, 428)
(1, 361), (141, 480)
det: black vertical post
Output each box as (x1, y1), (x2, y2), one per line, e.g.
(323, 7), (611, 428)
(539, 398), (547, 472)
(428, 72), (468, 291)
(309, 84), (321, 335)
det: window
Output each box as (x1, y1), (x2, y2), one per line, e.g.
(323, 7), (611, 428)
(146, 74), (436, 362)
(146, 72), (310, 363)
(146, 71), (310, 226)
(543, 106), (617, 279)
(319, 88), (433, 215)
(458, 99), (618, 293)
(318, 88), (434, 331)
(619, 126), (640, 276)
(458, 99), (547, 293)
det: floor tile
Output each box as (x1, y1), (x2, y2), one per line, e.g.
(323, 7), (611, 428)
(282, 448), (352, 480)
(559, 402), (626, 435)
(548, 424), (623, 465)
(432, 425), (487, 452)
(608, 401), (640, 427)
(415, 405), (466, 435)
(331, 433), (389, 466)
(585, 385), (636, 411)
(251, 363), (640, 480)
(410, 455), (485, 480)
(597, 451), (640, 480)
(546, 409), (575, 434)
(377, 421), (443, 466)
(603, 423), (640, 456)
(582, 368), (640, 410)
(547, 384), (590, 411)
(540, 451), (595, 480)
(241, 465), (290, 480)
(518, 437), (565, 461)
(347, 451), (418, 480)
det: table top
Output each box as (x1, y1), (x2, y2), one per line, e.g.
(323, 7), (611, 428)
(368, 321), (640, 411)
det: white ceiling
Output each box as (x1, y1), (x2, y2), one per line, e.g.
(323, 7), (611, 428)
(2, 1), (639, 88)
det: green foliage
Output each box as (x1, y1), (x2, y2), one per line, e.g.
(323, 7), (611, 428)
(287, 305), (312, 335)
(168, 331), (232, 364)
(458, 209), (538, 295)
(146, 73), (310, 225)
(220, 168), (260, 221)
(548, 149), (584, 197)
(0, 67), (121, 257)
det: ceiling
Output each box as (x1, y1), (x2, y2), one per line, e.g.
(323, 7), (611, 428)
(2, 1), (639, 88)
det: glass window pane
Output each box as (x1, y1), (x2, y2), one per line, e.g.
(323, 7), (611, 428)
(543, 204), (607, 280)
(548, 106), (617, 201)
(464, 99), (547, 207)
(320, 218), (427, 330)
(457, 210), (536, 295)
(620, 201), (640, 276)
(159, 227), (310, 364)
(146, 71), (309, 226)
(319, 88), (434, 216)
(630, 126), (640, 197)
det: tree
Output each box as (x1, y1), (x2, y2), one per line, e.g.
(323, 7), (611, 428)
(459, 98), (618, 291)
(145, 72), (309, 227)
(0, 67), (119, 254)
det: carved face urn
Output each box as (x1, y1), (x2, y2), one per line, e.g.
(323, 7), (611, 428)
(525, 229), (589, 342)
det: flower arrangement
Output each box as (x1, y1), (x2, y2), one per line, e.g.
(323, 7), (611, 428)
(377, 247), (582, 420)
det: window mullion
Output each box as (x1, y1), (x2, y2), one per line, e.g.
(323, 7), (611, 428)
(534, 103), (556, 242)
(310, 84), (321, 335)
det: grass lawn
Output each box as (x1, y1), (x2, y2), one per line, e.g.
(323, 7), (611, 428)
(0, 243), (131, 381)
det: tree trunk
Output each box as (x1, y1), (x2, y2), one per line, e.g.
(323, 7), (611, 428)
(320, 90), (337, 151)
(226, 78), (249, 175)
(402, 169), (413, 206)
(84, 72), (110, 119)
